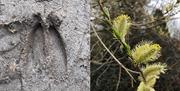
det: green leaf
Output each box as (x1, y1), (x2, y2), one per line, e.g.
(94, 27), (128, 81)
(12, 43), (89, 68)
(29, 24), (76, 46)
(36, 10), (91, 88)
(103, 7), (110, 19)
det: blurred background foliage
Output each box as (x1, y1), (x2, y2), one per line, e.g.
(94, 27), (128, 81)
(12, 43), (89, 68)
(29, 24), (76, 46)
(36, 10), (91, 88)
(90, 0), (180, 91)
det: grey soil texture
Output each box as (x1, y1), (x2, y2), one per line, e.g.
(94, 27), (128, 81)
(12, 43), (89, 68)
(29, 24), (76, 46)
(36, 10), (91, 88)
(0, 0), (90, 91)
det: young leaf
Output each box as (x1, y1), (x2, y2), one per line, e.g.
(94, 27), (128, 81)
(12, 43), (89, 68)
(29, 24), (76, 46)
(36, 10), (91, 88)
(103, 7), (111, 20)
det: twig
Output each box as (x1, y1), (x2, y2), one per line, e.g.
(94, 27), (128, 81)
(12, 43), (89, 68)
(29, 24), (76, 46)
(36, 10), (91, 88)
(98, 0), (112, 25)
(137, 65), (146, 83)
(92, 46), (120, 74)
(96, 64), (110, 86)
(115, 66), (121, 91)
(91, 24), (138, 81)
(92, 61), (112, 74)
(98, 0), (109, 20)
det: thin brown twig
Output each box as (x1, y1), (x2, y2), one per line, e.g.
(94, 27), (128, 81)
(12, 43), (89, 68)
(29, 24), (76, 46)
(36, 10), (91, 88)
(96, 64), (110, 86)
(92, 44), (123, 74)
(115, 66), (122, 91)
(92, 61), (112, 74)
(98, 0), (109, 20)
(91, 24), (139, 81)
(91, 40), (100, 53)
(98, 0), (112, 25)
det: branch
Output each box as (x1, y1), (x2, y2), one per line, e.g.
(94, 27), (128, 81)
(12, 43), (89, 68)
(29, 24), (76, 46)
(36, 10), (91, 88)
(91, 24), (140, 81)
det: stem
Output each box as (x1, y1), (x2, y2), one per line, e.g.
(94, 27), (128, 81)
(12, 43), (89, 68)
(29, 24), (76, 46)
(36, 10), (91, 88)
(137, 65), (146, 83)
(98, 0), (112, 25)
(98, 0), (109, 20)
(91, 24), (138, 81)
